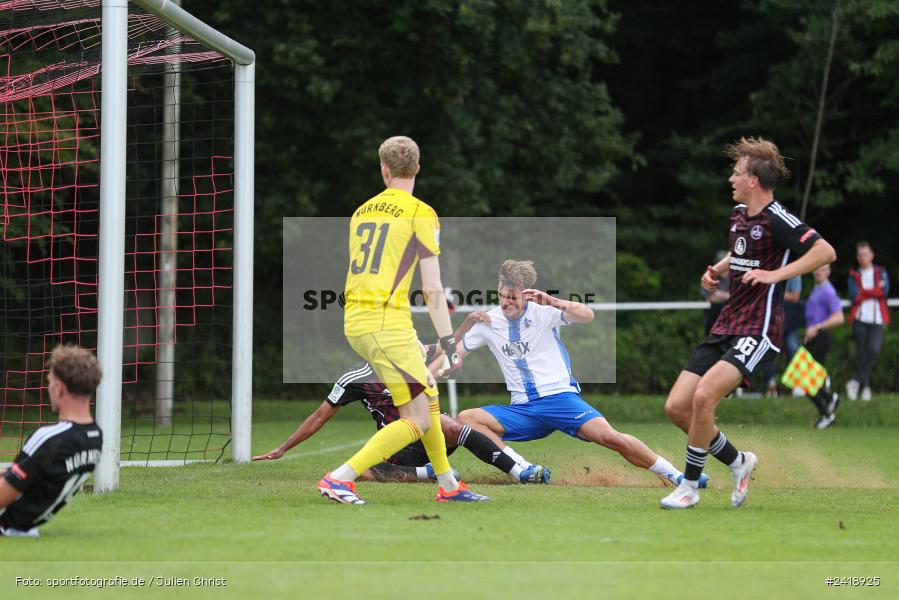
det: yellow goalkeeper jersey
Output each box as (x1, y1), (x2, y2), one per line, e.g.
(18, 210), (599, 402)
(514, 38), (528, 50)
(343, 188), (441, 336)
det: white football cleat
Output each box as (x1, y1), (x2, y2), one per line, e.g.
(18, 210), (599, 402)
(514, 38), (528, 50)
(861, 387), (872, 402)
(815, 413), (836, 430)
(845, 379), (859, 401)
(660, 483), (700, 509)
(730, 451), (758, 508)
(0, 526), (39, 538)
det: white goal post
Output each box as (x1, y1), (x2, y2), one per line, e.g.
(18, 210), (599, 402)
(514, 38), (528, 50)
(94, 0), (255, 492)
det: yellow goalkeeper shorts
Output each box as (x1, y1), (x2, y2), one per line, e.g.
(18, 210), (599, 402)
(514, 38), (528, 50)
(346, 329), (438, 407)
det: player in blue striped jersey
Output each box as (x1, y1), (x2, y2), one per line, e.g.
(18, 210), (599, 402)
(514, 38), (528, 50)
(452, 260), (702, 489)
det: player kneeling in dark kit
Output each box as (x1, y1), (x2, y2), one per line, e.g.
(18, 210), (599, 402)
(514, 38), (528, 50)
(0, 345), (103, 538)
(254, 345), (549, 484)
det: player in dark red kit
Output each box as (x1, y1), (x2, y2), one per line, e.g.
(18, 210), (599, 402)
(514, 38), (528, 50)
(254, 358), (550, 484)
(0, 345), (103, 537)
(661, 137), (836, 509)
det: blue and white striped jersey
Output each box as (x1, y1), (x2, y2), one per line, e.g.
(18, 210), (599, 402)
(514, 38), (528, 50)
(463, 303), (580, 404)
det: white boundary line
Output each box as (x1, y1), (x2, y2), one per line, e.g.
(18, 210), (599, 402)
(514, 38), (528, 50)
(0, 460), (214, 469)
(279, 439), (367, 462)
(122, 437), (368, 467)
(1, 439), (368, 471)
(122, 460), (211, 468)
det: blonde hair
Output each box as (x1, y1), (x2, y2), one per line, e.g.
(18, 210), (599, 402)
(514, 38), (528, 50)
(379, 136), (420, 179)
(725, 136), (790, 190)
(47, 344), (103, 396)
(498, 260), (537, 290)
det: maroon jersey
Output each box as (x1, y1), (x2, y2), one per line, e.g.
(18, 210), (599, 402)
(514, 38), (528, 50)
(712, 201), (821, 346)
(326, 362), (398, 428)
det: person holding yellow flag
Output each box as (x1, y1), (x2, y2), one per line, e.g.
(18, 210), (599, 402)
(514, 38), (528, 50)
(802, 264), (844, 429)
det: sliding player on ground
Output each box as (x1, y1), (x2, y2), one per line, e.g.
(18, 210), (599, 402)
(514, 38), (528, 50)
(255, 358), (550, 484)
(451, 260), (703, 488)
(318, 136), (487, 504)
(661, 137), (836, 509)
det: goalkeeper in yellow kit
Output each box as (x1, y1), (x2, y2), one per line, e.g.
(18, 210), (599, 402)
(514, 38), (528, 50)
(317, 136), (489, 504)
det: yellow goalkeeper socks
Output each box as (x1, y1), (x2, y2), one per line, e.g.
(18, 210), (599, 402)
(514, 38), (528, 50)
(343, 418), (423, 478)
(420, 399), (458, 491)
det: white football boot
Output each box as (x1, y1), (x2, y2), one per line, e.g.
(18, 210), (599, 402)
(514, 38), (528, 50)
(815, 413), (836, 430)
(660, 482), (700, 509)
(730, 451), (758, 508)
(845, 379), (859, 401)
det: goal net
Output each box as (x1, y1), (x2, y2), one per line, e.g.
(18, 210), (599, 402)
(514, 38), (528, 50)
(0, 0), (253, 475)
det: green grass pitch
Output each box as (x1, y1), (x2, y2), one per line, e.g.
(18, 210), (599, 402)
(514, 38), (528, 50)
(2, 395), (897, 599)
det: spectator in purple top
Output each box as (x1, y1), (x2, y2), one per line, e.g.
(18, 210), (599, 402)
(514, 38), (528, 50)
(803, 264), (844, 429)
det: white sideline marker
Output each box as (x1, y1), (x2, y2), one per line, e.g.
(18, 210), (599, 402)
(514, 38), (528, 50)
(280, 439), (369, 462)
(1, 439), (370, 470)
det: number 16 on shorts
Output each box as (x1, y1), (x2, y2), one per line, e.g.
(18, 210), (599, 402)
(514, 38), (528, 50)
(732, 336), (759, 362)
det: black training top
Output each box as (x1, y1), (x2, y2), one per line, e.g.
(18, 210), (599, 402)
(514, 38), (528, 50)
(2, 421), (103, 530)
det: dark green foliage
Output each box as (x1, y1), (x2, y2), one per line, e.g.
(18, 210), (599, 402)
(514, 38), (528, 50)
(178, 1), (899, 395)
(184, 0), (636, 394)
(200, 0), (635, 217)
(611, 310), (705, 393)
(606, 0), (899, 293)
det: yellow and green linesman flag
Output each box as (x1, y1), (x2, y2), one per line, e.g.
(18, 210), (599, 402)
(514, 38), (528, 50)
(781, 346), (827, 396)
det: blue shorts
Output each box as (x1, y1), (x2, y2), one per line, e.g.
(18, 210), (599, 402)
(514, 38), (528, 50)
(482, 391), (603, 442)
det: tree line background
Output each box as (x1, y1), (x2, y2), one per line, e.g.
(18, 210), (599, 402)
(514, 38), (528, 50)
(185, 0), (899, 396)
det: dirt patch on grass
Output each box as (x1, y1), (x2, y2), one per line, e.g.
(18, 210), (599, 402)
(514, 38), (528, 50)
(464, 463), (668, 488)
(705, 436), (889, 490)
(555, 471), (665, 488)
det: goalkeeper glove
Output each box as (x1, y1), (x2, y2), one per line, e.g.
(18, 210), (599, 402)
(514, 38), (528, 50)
(439, 334), (463, 379)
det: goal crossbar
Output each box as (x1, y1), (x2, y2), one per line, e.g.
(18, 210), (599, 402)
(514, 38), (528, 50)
(132, 0), (255, 65)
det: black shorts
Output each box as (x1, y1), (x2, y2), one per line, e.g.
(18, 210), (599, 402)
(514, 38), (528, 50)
(805, 330), (831, 364)
(388, 440), (457, 467)
(684, 334), (778, 382)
